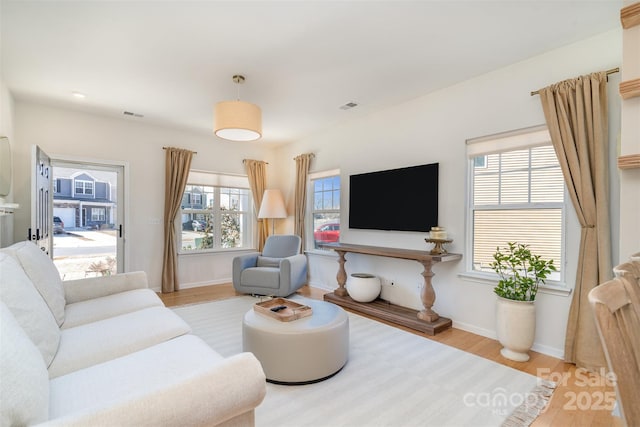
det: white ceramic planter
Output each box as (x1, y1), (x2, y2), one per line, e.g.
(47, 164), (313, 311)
(495, 297), (536, 362)
(347, 273), (381, 302)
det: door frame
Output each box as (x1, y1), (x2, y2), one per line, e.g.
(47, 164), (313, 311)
(50, 154), (130, 272)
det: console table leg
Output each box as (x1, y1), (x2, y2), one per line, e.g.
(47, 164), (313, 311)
(335, 250), (348, 297)
(417, 260), (440, 322)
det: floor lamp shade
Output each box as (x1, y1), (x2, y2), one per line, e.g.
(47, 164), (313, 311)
(214, 100), (262, 142)
(258, 189), (287, 220)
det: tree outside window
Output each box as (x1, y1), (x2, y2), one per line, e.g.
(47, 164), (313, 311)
(179, 183), (252, 252)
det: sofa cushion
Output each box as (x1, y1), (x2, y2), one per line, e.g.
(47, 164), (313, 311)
(240, 267), (280, 289)
(0, 302), (50, 426)
(0, 253), (61, 367)
(62, 288), (164, 329)
(49, 335), (224, 419)
(49, 306), (192, 378)
(2, 241), (66, 326)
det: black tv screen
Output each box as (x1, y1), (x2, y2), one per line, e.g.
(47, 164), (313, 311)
(349, 163), (438, 232)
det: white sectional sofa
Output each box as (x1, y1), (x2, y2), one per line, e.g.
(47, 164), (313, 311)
(0, 241), (266, 426)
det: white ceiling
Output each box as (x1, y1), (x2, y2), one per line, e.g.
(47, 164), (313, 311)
(1, 1), (622, 146)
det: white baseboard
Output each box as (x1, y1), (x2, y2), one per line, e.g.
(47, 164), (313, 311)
(452, 320), (564, 359)
(452, 320), (497, 340)
(179, 278), (231, 289)
(151, 278), (232, 293)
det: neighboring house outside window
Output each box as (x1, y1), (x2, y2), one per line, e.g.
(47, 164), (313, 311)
(179, 171), (253, 252)
(466, 126), (564, 283)
(75, 179), (94, 196)
(308, 170), (341, 250)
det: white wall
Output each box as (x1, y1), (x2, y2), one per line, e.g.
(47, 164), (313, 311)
(619, 0), (640, 261)
(0, 78), (16, 247)
(11, 103), (276, 289)
(275, 29), (623, 358)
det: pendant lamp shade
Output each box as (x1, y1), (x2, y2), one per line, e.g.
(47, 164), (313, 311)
(214, 75), (262, 142)
(214, 100), (262, 141)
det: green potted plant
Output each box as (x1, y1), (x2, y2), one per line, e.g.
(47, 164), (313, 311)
(490, 242), (556, 361)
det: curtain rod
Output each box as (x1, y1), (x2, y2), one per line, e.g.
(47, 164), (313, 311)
(293, 153), (316, 160)
(242, 159), (269, 164)
(530, 67), (619, 96)
(162, 147), (197, 154)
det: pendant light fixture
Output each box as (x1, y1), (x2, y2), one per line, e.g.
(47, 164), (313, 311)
(214, 75), (262, 141)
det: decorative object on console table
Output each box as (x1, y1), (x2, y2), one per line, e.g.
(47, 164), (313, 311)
(346, 273), (381, 302)
(321, 242), (462, 335)
(425, 238), (453, 255)
(491, 242), (556, 362)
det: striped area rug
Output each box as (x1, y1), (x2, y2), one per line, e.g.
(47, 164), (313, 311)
(173, 296), (554, 427)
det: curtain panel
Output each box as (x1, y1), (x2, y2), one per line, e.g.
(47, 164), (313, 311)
(161, 147), (194, 293)
(294, 153), (313, 247)
(538, 71), (612, 371)
(244, 159), (269, 251)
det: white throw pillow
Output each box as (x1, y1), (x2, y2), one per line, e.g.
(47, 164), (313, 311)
(0, 253), (61, 367)
(2, 241), (66, 326)
(0, 302), (50, 426)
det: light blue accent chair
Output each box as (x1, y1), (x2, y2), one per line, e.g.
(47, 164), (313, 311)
(232, 235), (308, 297)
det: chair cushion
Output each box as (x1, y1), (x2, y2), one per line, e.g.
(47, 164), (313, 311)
(262, 235), (301, 258)
(2, 241), (66, 326)
(240, 267), (280, 290)
(0, 302), (50, 426)
(257, 256), (281, 268)
(62, 288), (163, 329)
(0, 253), (61, 367)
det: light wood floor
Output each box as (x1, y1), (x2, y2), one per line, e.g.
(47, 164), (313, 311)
(160, 284), (622, 427)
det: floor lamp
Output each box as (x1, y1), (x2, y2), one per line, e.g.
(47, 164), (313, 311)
(258, 189), (287, 235)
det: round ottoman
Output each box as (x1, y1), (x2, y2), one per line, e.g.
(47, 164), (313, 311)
(242, 299), (349, 385)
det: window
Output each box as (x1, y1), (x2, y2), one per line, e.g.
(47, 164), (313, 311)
(179, 171), (252, 252)
(309, 171), (341, 250)
(53, 179), (61, 193)
(91, 208), (106, 222)
(75, 179), (94, 196)
(467, 126), (564, 282)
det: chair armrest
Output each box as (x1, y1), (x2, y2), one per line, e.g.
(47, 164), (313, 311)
(39, 352), (267, 427)
(232, 253), (260, 285)
(63, 271), (149, 304)
(280, 254), (308, 285)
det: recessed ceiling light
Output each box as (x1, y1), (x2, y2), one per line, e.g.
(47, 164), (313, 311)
(72, 91), (86, 99)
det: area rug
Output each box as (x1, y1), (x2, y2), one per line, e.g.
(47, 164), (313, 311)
(172, 296), (555, 427)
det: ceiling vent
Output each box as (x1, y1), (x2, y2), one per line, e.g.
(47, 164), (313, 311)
(123, 111), (144, 118)
(339, 102), (358, 110)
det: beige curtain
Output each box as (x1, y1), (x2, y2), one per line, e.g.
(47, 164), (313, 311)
(294, 153), (313, 247)
(538, 71), (612, 371)
(161, 147), (194, 293)
(244, 159), (269, 251)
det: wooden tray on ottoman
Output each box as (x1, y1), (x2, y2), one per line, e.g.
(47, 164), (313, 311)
(254, 298), (313, 322)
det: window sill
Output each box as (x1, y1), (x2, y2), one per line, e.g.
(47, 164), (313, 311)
(178, 248), (257, 256)
(457, 272), (572, 297)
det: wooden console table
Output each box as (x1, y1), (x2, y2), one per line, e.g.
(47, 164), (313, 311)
(322, 242), (462, 335)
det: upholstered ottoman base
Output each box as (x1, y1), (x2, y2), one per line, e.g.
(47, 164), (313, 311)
(242, 300), (349, 384)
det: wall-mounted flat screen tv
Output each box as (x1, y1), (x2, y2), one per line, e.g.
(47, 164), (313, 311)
(349, 162), (438, 232)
